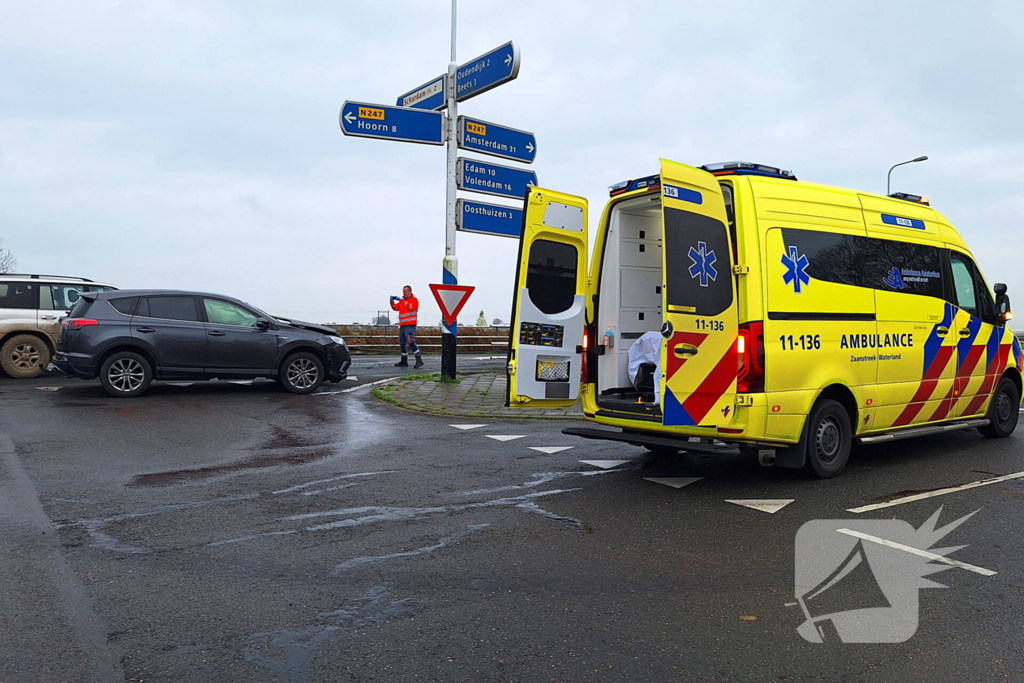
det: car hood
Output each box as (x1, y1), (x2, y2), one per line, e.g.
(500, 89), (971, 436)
(274, 318), (337, 336)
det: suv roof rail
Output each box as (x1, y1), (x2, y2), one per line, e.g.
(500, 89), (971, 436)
(0, 274), (95, 282)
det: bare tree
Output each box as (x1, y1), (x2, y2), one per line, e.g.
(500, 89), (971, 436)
(0, 239), (15, 274)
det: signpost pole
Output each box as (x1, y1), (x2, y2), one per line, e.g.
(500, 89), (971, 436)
(441, 0), (459, 380)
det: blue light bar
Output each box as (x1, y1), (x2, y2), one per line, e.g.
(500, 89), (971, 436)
(701, 161), (797, 180)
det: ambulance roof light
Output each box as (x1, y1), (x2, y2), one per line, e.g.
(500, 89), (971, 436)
(701, 161), (797, 180)
(608, 174), (661, 197)
(888, 192), (931, 206)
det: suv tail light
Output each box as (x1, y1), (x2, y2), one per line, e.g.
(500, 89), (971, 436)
(737, 321), (764, 393)
(61, 319), (98, 330)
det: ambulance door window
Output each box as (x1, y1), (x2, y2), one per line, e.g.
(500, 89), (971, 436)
(526, 239), (577, 314)
(949, 253), (978, 316)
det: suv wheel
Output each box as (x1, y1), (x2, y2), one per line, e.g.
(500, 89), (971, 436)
(1, 334), (51, 379)
(281, 352), (324, 394)
(804, 399), (852, 479)
(979, 377), (1020, 438)
(99, 351), (153, 398)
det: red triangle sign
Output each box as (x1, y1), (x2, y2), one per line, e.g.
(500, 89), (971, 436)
(429, 284), (475, 327)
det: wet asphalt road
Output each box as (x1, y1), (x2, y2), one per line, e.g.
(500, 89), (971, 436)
(2, 363), (1024, 682)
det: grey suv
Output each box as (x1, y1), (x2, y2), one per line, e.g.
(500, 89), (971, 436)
(52, 289), (350, 397)
(0, 274), (117, 379)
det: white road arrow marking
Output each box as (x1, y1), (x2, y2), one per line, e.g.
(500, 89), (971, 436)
(725, 499), (794, 514)
(529, 446), (574, 454)
(486, 435), (527, 442)
(525, 142), (534, 153)
(579, 460), (630, 469)
(504, 54), (512, 67)
(344, 111), (356, 124)
(644, 477), (702, 489)
(451, 424), (488, 430)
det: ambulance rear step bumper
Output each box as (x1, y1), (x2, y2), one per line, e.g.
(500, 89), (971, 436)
(856, 418), (989, 445)
(561, 427), (740, 455)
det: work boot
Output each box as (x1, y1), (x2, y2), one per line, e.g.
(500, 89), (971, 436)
(414, 357), (424, 369)
(394, 358), (409, 367)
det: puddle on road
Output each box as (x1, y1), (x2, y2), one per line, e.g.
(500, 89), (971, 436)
(126, 395), (392, 488)
(244, 585), (421, 683)
(333, 524), (490, 573)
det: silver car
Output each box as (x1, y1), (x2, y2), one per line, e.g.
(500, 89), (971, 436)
(0, 274), (117, 379)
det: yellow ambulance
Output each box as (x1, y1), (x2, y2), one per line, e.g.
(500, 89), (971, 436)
(506, 160), (1021, 477)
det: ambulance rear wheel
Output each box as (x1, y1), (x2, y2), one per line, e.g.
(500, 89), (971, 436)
(804, 399), (852, 479)
(979, 377), (1019, 438)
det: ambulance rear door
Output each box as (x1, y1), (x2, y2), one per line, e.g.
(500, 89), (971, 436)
(658, 159), (739, 426)
(506, 186), (588, 408)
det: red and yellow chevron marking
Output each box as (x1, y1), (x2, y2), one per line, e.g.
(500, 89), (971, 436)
(662, 331), (738, 427)
(892, 345), (953, 426)
(962, 341), (1011, 416)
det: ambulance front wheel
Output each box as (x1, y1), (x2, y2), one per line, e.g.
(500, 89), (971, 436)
(979, 377), (1020, 438)
(804, 399), (852, 479)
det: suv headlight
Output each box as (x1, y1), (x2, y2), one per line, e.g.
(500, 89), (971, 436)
(328, 335), (346, 346)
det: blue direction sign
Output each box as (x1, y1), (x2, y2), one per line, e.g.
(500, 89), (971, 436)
(396, 75), (446, 111)
(456, 41), (520, 102)
(457, 157), (537, 199)
(339, 101), (444, 145)
(457, 116), (536, 164)
(456, 199), (523, 238)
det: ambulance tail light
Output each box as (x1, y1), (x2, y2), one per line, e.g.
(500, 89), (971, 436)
(579, 323), (596, 384)
(737, 321), (765, 393)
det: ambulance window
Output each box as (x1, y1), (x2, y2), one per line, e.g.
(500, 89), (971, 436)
(869, 240), (944, 299)
(949, 253), (978, 315)
(664, 207), (733, 316)
(526, 239), (577, 314)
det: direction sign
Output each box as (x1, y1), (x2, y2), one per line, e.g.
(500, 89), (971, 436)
(457, 116), (536, 164)
(456, 199), (524, 238)
(339, 101), (444, 145)
(456, 41), (520, 102)
(396, 75), (446, 111)
(457, 157), (537, 199)
(429, 284), (475, 327)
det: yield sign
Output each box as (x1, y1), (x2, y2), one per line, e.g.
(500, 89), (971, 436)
(429, 284), (475, 327)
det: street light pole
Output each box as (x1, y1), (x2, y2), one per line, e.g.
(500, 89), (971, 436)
(887, 155), (928, 195)
(441, 0), (459, 380)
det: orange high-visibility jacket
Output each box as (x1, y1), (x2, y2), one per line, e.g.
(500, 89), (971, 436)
(391, 295), (419, 326)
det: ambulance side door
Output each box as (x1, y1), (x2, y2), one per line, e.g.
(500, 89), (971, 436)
(506, 187), (588, 408)
(947, 250), (1004, 418)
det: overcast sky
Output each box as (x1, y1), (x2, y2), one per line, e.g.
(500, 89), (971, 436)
(3, 1), (1023, 326)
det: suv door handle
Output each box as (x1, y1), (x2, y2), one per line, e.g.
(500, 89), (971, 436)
(208, 330), (226, 337)
(936, 326), (949, 336)
(40, 315), (58, 320)
(673, 343), (699, 357)
(136, 327), (156, 333)
(958, 328), (972, 337)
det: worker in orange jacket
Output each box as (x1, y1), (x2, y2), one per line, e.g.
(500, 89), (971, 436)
(390, 285), (423, 368)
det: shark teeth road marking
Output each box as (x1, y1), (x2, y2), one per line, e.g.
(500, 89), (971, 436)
(36, 387), (60, 391)
(644, 477), (702, 489)
(451, 424), (488, 430)
(529, 446), (574, 454)
(579, 460), (630, 469)
(725, 499), (794, 514)
(486, 435), (527, 442)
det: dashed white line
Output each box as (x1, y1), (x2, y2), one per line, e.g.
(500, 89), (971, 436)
(836, 528), (996, 576)
(847, 471), (1024, 513)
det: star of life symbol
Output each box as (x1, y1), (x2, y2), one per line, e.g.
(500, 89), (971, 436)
(687, 241), (717, 287)
(781, 245), (810, 293)
(789, 507), (992, 643)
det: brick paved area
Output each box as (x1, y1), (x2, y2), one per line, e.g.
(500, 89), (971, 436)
(374, 370), (583, 419)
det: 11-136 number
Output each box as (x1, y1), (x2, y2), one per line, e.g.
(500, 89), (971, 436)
(780, 334), (820, 351)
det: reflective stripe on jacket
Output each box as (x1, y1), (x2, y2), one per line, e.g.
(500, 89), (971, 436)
(390, 295), (419, 326)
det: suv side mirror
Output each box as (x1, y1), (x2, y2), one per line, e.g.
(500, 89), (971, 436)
(256, 317), (272, 330)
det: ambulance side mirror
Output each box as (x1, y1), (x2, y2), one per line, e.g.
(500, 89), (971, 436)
(994, 283), (1012, 323)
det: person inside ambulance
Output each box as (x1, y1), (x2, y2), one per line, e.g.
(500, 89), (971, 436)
(627, 330), (662, 404)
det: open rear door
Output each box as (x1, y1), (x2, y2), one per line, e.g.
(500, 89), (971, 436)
(506, 186), (588, 408)
(659, 159), (739, 426)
